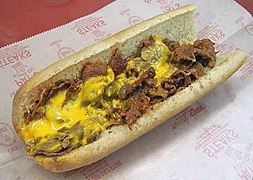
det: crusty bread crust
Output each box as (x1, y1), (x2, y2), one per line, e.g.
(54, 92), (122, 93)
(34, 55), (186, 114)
(12, 4), (248, 172)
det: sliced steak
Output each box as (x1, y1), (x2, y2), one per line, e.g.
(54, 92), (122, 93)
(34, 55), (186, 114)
(119, 92), (150, 128)
(81, 61), (108, 82)
(194, 39), (216, 68)
(140, 36), (155, 49)
(162, 70), (192, 96)
(148, 87), (169, 104)
(63, 79), (83, 106)
(30, 80), (72, 120)
(162, 38), (180, 52)
(109, 48), (127, 76)
(34, 122), (84, 156)
(118, 67), (156, 100)
(172, 44), (196, 68)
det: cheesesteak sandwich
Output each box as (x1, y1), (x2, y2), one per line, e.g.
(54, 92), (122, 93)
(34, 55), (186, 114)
(12, 4), (247, 172)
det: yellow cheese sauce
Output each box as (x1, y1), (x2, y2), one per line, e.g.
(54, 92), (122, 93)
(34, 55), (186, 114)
(141, 35), (177, 84)
(21, 35), (177, 156)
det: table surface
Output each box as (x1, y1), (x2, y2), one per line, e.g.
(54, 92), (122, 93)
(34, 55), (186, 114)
(0, 0), (252, 48)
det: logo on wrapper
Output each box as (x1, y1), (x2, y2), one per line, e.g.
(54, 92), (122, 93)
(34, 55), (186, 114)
(156, 0), (168, 6)
(0, 45), (32, 69)
(119, 9), (144, 26)
(11, 62), (36, 88)
(49, 39), (75, 59)
(171, 103), (205, 130)
(92, 29), (111, 42)
(62, 159), (123, 179)
(57, 47), (75, 59)
(234, 16), (246, 26)
(194, 123), (239, 159)
(129, 16), (144, 25)
(226, 145), (253, 179)
(155, 0), (182, 13)
(0, 123), (17, 147)
(197, 24), (225, 43)
(72, 16), (108, 38)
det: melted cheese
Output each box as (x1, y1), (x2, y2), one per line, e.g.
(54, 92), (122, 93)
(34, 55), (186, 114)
(21, 68), (117, 154)
(21, 35), (178, 155)
(141, 35), (177, 84)
(105, 57), (143, 98)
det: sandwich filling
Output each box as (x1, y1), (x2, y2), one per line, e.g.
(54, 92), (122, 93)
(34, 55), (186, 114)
(21, 35), (216, 156)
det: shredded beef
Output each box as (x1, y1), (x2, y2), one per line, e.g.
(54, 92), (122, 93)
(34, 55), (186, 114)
(46, 80), (71, 101)
(162, 38), (180, 52)
(29, 80), (74, 120)
(109, 48), (127, 76)
(126, 68), (139, 78)
(118, 67), (156, 100)
(172, 44), (196, 68)
(194, 39), (216, 68)
(29, 88), (51, 120)
(187, 62), (204, 80)
(81, 61), (108, 82)
(35, 122), (84, 156)
(140, 36), (155, 49)
(35, 139), (63, 155)
(24, 112), (32, 122)
(145, 78), (157, 88)
(162, 80), (177, 95)
(147, 87), (169, 104)
(165, 39), (216, 98)
(28, 61), (106, 121)
(66, 79), (82, 93)
(162, 70), (192, 96)
(63, 79), (83, 106)
(30, 88), (49, 119)
(135, 36), (155, 57)
(86, 131), (100, 144)
(25, 37), (217, 156)
(171, 39), (216, 69)
(119, 92), (150, 128)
